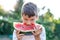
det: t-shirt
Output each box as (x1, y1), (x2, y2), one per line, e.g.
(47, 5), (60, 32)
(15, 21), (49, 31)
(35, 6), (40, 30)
(13, 24), (46, 40)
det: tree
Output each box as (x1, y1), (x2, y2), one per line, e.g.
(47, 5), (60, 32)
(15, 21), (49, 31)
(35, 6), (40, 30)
(0, 5), (5, 16)
(36, 9), (56, 40)
(44, 9), (54, 22)
(14, 0), (23, 19)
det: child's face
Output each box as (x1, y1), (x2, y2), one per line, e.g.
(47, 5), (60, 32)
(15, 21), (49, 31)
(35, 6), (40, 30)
(22, 14), (38, 25)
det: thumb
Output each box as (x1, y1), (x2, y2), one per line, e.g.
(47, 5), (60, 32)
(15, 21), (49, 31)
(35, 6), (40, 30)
(16, 30), (20, 34)
(31, 31), (35, 35)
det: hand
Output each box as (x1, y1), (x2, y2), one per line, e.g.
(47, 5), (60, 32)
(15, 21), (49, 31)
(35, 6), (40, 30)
(32, 28), (42, 37)
(32, 27), (42, 40)
(16, 30), (24, 40)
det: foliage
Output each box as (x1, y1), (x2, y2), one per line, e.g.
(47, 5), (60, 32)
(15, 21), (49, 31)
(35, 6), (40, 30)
(36, 9), (60, 40)
(0, 0), (23, 35)
(14, 0), (23, 19)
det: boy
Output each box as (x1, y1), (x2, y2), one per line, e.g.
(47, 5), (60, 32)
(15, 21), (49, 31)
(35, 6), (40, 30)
(13, 2), (46, 40)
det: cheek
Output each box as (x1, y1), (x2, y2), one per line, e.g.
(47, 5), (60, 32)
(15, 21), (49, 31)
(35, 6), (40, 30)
(23, 20), (34, 24)
(23, 20), (27, 23)
(30, 20), (35, 23)
(31, 21), (35, 24)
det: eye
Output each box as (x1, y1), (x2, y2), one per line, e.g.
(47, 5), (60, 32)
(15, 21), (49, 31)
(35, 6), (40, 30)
(31, 19), (34, 21)
(24, 19), (28, 21)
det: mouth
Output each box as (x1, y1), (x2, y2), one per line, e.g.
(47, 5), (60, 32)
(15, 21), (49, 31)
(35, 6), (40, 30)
(26, 24), (31, 26)
(23, 23), (35, 26)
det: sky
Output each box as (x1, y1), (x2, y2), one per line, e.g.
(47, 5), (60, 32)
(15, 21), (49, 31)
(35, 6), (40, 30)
(0, 0), (17, 11)
(0, 0), (60, 19)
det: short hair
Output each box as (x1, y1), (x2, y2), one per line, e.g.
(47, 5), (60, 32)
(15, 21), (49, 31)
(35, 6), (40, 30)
(21, 2), (38, 18)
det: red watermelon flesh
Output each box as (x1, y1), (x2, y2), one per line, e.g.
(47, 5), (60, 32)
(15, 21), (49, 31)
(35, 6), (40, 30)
(14, 22), (35, 32)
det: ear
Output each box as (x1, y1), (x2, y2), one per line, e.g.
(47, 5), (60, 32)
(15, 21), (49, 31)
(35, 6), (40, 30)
(21, 17), (23, 20)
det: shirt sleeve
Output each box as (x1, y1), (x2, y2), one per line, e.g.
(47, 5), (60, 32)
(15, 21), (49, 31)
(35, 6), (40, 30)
(40, 25), (46, 40)
(13, 30), (18, 40)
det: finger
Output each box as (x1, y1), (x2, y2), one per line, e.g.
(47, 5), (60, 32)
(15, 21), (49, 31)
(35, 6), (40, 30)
(38, 28), (42, 34)
(37, 27), (42, 31)
(39, 28), (42, 32)
(40, 28), (42, 30)
(20, 34), (25, 36)
(17, 34), (25, 38)
(19, 34), (25, 39)
(32, 31), (38, 36)
(16, 30), (20, 34)
(32, 31), (37, 35)
(31, 31), (35, 34)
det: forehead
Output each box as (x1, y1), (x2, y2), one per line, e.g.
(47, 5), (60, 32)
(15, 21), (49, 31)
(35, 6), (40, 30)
(22, 14), (36, 19)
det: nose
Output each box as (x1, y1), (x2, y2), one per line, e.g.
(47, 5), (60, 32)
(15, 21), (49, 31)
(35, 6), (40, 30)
(26, 21), (31, 25)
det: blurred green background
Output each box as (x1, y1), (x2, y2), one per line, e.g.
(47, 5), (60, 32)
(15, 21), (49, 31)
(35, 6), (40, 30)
(0, 0), (60, 40)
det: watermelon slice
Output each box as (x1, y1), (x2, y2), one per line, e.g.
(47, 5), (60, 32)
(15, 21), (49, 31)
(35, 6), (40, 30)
(13, 22), (36, 32)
